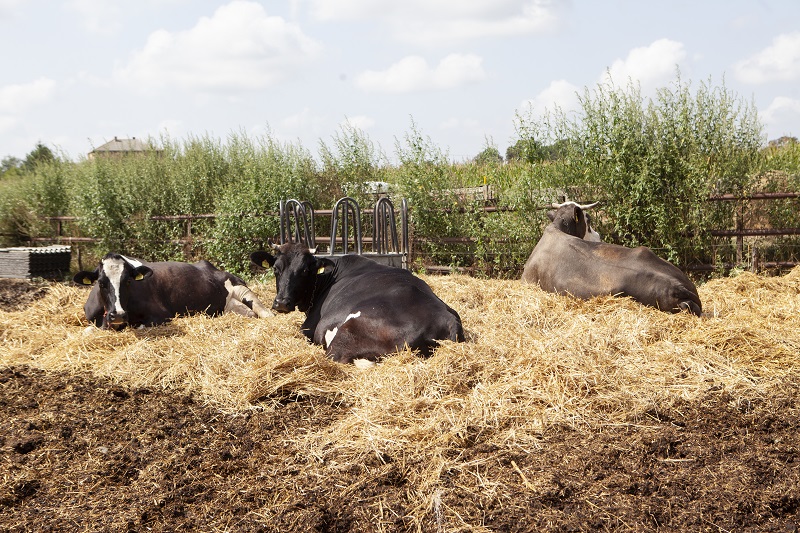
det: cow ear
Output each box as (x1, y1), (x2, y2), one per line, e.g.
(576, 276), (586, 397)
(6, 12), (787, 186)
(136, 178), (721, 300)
(314, 257), (334, 276)
(73, 271), (98, 286)
(572, 206), (588, 238)
(134, 265), (153, 281)
(250, 251), (276, 269)
(546, 210), (557, 222)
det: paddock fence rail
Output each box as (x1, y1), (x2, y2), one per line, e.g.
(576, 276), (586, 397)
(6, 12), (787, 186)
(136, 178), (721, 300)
(12, 191), (800, 278)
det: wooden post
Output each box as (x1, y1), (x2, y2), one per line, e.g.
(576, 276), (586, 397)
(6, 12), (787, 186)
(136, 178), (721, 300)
(736, 201), (744, 265)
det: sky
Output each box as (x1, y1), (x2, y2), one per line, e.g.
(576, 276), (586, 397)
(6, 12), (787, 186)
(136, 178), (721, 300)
(1, 0), (799, 164)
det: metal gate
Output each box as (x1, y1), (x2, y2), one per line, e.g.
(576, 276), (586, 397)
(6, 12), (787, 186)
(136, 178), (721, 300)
(278, 197), (409, 269)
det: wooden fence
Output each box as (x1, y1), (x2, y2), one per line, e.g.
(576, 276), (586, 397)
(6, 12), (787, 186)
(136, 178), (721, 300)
(21, 191), (800, 276)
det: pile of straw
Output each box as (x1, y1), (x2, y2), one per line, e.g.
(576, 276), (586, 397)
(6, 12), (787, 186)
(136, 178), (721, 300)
(2, 268), (798, 486)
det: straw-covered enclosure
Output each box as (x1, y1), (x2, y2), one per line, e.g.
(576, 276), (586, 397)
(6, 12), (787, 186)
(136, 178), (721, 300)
(1, 270), (799, 531)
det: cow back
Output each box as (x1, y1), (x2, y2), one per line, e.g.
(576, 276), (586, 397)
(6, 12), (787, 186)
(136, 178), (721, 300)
(301, 254), (464, 363)
(522, 225), (702, 315)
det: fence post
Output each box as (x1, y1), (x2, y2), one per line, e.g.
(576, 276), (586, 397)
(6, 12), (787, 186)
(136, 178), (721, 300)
(736, 200), (744, 266)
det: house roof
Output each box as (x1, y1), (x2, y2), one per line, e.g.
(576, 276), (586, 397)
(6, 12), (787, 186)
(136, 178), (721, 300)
(91, 137), (151, 153)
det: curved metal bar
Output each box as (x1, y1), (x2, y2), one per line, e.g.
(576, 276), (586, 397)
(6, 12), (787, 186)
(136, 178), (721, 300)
(280, 198), (315, 247)
(401, 198), (409, 256)
(373, 197), (399, 254)
(330, 197), (362, 255)
(300, 200), (316, 249)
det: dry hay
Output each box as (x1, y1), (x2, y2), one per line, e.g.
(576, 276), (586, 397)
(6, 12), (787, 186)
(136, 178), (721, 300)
(2, 268), (799, 499)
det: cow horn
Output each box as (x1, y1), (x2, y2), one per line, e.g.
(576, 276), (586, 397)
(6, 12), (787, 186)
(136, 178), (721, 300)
(551, 201), (599, 210)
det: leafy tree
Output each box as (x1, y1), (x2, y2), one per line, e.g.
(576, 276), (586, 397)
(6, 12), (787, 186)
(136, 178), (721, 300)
(474, 145), (503, 165)
(23, 143), (55, 172)
(767, 136), (798, 148)
(505, 138), (573, 163)
(1, 156), (22, 178)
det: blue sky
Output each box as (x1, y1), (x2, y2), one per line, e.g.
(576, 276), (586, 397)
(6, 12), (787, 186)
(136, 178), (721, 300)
(1, 0), (799, 163)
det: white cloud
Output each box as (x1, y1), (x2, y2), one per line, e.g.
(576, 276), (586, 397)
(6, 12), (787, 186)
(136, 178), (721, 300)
(66, 0), (123, 35)
(603, 38), (686, 91)
(734, 32), (800, 84)
(355, 54), (486, 93)
(309, 0), (563, 45)
(114, 1), (322, 92)
(521, 79), (580, 116)
(762, 96), (800, 131)
(0, 0), (24, 17)
(519, 41), (687, 121)
(0, 77), (57, 114)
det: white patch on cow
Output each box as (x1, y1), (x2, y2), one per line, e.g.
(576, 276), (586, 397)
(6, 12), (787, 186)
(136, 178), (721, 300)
(324, 311), (363, 348)
(120, 255), (143, 268)
(224, 279), (235, 306)
(101, 256), (127, 315)
(345, 311), (362, 322)
(353, 359), (376, 369)
(325, 327), (338, 348)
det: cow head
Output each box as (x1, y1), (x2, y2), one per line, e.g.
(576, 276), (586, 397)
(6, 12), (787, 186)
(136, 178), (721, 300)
(547, 201), (601, 241)
(250, 243), (334, 313)
(72, 253), (153, 328)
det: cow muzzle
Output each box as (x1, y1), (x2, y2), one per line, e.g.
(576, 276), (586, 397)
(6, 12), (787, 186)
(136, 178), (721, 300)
(271, 298), (294, 313)
(105, 310), (128, 328)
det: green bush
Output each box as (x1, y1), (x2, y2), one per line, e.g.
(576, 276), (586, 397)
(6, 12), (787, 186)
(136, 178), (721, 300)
(514, 74), (764, 266)
(1, 74), (797, 279)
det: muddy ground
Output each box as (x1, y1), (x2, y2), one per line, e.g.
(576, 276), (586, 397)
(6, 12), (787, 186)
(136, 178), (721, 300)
(1, 279), (798, 532)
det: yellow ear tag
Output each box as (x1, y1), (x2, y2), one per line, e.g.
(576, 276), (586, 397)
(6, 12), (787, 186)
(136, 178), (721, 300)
(574, 214), (579, 223)
(262, 260), (270, 268)
(317, 266), (325, 275)
(135, 273), (144, 281)
(82, 276), (93, 285)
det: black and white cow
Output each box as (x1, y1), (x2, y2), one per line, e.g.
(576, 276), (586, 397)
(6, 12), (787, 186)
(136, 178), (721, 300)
(251, 243), (465, 365)
(521, 203), (702, 315)
(74, 253), (272, 329)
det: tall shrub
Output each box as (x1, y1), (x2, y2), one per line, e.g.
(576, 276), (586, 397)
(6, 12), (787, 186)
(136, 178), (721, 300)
(205, 131), (319, 274)
(318, 122), (390, 206)
(394, 120), (471, 269)
(515, 73), (764, 265)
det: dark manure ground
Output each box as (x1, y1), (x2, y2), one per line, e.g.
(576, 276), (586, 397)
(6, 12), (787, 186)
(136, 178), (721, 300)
(1, 276), (799, 532)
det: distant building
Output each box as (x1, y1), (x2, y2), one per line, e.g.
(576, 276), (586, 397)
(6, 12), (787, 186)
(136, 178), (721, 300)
(88, 137), (160, 159)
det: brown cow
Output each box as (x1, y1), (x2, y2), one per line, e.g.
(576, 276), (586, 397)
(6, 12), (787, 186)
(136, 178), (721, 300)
(521, 203), (702, 315)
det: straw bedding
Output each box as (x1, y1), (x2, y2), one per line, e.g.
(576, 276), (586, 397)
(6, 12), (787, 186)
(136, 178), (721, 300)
(1, 269), (798, 531)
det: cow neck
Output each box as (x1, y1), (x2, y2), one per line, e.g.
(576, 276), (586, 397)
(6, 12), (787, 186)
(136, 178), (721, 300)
(308, 259), (338, 312)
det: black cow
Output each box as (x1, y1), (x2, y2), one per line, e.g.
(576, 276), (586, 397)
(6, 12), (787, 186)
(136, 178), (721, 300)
(74, 253), (272, 329)
(521, 203), (702, 315)
(251, 243), (465, 365)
